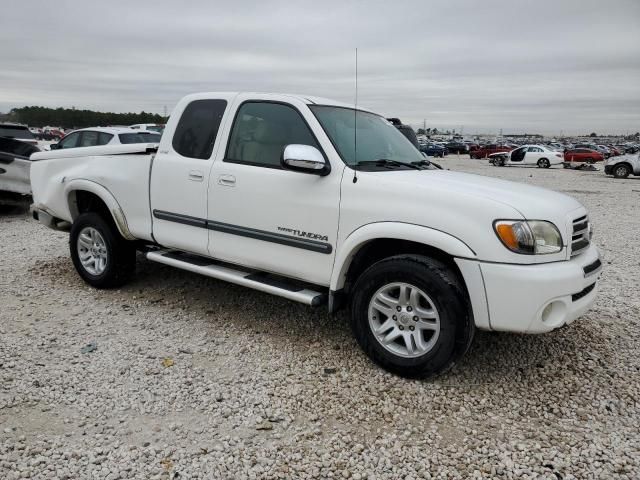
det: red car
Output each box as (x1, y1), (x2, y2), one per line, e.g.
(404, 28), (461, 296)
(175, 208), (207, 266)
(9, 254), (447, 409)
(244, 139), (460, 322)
(470, 144), (511, 159)
(607, 145), (622, 156)
(563, 148), (604, 165)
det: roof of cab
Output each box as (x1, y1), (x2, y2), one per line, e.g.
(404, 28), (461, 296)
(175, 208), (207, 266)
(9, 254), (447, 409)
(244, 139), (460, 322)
(181, 92), (373, 112)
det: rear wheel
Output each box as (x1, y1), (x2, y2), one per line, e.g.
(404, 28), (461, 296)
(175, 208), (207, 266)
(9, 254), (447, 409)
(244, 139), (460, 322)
(613, 164), (631, 179)
(585, 157), (594, 164)
(350, 255), (474, 378)
(70, 212), (136, 288)
(537, 158), (550, 168)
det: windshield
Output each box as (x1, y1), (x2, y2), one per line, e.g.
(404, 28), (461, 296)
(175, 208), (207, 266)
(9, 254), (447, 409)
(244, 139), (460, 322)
(310, 106), (423, 167)
(0, 125), (35, 140)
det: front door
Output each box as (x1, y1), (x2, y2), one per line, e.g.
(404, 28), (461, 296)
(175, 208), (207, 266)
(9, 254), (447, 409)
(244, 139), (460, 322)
(510, 147), (526, 163)
(150, 96), (231, 256)
(208, 96), (342, 286)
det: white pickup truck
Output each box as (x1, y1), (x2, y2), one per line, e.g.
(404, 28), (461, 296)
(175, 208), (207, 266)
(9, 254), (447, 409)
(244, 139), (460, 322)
(30, 92), (602, 378)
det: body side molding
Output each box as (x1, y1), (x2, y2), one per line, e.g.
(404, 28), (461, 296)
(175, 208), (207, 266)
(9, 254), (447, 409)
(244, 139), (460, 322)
(152, 209), (332, 254)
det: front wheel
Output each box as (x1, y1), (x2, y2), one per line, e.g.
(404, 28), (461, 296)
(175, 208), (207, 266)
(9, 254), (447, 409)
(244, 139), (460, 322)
(613, 164), (631, 178)
(350, 255), (474, 378)
(70, 212), (136, 288)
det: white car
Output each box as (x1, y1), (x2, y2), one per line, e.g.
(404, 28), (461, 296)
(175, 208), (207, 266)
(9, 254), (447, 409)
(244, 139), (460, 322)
(604, 154), (640, 178)
(30, 92), (601, 378)
(50, 127), (161, 150)
(490, 145), (564, 168)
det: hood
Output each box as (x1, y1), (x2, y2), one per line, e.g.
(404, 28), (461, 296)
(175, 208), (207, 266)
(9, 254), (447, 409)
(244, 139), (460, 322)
(379, 169), (583, 220)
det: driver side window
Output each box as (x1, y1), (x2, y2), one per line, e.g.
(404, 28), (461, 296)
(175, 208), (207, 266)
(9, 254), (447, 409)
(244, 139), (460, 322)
(225, 102), (320, 169)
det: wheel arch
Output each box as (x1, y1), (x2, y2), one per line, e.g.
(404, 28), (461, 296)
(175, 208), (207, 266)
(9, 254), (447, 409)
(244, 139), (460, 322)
(330, 223), (476, 293)
(65, 180), (136, 240)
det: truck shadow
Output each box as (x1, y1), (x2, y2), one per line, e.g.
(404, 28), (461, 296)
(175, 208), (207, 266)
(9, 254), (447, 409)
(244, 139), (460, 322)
(32, 253), (608, 388)
(130, 256), (602, 386)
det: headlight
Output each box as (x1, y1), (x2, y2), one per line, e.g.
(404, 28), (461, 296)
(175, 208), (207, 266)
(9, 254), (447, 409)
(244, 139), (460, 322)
(494, 220), (563, 254)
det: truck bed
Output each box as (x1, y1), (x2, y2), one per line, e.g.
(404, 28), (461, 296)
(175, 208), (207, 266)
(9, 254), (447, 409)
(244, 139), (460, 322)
(30, 144), (157, 241)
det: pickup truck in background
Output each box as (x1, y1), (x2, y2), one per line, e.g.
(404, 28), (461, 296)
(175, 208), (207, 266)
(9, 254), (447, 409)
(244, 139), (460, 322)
(30, 92), (602, 378)
(0, 136), (41, 195)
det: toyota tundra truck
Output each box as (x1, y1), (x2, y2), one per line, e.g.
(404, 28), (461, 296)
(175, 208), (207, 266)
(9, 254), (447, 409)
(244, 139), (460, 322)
(29, 92), (602, 378)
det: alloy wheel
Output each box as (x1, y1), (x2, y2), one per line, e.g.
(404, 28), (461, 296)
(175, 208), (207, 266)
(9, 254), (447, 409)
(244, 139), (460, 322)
(368, 282), (440, 358)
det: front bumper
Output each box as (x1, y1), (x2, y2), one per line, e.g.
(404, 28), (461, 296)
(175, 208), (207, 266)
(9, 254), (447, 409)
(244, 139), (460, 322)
(604, 164), (613, 175)
(458, 244), (601, 333)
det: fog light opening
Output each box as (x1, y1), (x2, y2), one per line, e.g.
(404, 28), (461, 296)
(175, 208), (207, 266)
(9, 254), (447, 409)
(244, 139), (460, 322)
(540, 300), (568, 328)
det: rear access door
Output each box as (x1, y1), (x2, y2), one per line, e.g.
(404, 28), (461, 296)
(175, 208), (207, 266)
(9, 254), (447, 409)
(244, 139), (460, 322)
(150, 94), (235, 256)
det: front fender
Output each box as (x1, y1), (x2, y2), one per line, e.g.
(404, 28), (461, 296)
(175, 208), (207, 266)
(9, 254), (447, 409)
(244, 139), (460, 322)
(64, 179), (136, 240)
(330, 222), (477, 291)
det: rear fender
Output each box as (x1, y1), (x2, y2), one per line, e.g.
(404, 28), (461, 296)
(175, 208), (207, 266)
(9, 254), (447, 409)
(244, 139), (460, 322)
(64, 179), (136, 240)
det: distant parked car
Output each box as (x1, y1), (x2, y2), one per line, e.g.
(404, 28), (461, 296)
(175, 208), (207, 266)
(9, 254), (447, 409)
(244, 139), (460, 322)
(420, 143), (448, 157)
(574, 143), (610, 158)
(470, 144), (511, 159)
(0, 137), (41, 195)
(50, 127), (161, 150)
(466, 143), (480, 153)
(0, 123), (39, 147)
(489, 145), (563, 168)
(604, 154), (640, 179)
(563, 148), (604, 166)
(606, 145), (622, 156)
(445, 141), (469, 154)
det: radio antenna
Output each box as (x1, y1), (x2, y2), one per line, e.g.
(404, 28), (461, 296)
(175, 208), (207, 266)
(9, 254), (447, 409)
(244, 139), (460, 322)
(353, 47), (359, 183)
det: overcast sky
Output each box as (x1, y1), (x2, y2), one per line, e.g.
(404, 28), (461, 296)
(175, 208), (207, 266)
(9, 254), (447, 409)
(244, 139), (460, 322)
(1, 0), (639, 134)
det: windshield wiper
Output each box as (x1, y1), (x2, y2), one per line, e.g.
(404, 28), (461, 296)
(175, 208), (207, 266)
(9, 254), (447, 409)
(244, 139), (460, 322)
(411, 159), (431, 167)
(355, 159), (425, 170)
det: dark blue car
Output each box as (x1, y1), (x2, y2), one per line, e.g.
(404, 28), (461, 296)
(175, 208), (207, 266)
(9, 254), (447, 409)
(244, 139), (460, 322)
(419, 143), (448, 158)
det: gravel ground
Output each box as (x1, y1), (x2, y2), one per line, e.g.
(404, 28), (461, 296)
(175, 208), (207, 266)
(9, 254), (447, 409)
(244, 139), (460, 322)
(1, 158), (639, 479)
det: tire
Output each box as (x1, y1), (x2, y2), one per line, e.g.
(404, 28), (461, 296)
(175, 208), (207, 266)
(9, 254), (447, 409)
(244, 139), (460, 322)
(537, 158), (550, 168)
(496, 158), (505, 167)
(70, 212), (136, 288)
(613, 164), (631, 179)
(585, 157), (594, 164)
(350, 255), (474, 379)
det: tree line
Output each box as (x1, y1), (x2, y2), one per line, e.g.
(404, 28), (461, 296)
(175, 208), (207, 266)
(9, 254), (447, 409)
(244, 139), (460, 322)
(6, 106), (167, 129)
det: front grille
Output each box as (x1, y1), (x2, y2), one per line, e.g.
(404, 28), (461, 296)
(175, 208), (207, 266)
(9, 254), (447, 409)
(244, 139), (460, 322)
(570, 215), (590, 257)
(572, 282), (596, 302)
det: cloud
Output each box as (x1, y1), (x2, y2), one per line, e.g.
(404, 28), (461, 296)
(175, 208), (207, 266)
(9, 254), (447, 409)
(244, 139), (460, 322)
(1, 0), (638, 133)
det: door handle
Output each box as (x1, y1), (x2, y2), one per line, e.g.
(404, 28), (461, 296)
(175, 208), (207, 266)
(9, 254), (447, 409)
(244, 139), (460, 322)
(188, 170), (204, 182)
(218, 174), (236, 187)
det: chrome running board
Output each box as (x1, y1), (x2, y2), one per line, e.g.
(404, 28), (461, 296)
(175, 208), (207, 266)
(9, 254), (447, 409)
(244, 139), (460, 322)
(146, 250), (326, 306)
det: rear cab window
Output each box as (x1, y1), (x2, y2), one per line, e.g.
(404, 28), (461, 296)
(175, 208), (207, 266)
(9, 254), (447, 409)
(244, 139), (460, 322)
(172, 99), (227, 159)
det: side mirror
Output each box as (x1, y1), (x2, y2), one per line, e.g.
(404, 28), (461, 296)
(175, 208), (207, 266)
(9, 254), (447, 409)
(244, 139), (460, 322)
(281, 144), (329, 175)
(49, 143), (60, 150)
